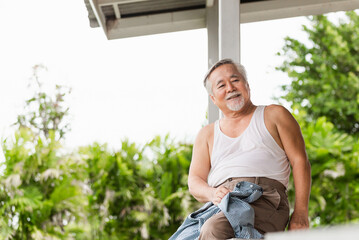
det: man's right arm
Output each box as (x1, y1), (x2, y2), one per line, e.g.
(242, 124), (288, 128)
(188, 126), (230, 205)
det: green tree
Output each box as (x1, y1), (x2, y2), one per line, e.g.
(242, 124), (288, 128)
(285, 109), (359, 226)
(16, 64), (71, 141)
(278, 12), (359, 226)
(277, 12), (359, 134)
(0, 65), (86, 239)
(145, 136), (199, 239)
(0, 126), (88, 239)
(82, 136), (197, 240)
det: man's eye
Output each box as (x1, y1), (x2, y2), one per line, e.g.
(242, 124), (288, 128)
(218, 85), (224, 88)
(233, 79), (239, 82)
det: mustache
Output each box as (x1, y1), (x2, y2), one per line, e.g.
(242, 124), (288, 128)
(225, 91), (241, 100)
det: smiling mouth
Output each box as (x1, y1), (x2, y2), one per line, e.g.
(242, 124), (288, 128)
(226, 93), (241, 100)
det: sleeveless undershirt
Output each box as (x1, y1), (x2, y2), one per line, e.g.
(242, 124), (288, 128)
(207, 105), (291, 188)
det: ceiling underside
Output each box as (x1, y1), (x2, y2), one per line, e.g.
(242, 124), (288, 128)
(84, 0), (359, 39)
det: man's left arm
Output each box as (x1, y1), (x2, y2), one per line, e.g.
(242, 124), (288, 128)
(271, 105), (311, 230)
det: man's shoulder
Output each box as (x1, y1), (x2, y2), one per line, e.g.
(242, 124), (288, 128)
(265, 104), (288, 112)
(265, 104), (291, 118)
(264, 104), (296, 127)
(194, 122), (216, 143)
(193, 122), (215, 149)
(198, 122), (215, 137)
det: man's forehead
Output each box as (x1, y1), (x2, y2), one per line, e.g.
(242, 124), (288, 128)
(209, 64), (241, 82)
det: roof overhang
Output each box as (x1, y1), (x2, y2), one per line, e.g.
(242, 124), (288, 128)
(84, 0), (359, 40)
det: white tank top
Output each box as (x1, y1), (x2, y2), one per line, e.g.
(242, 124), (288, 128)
(207, 106), (291, 188)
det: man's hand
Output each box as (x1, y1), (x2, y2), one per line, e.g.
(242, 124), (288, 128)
(288, 210), (309, 230)
(211, 186), (231, 205)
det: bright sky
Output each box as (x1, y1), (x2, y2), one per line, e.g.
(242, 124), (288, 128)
(0, 0), (313, 150)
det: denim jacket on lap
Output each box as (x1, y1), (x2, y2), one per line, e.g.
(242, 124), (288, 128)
(169, 181), (264, 240)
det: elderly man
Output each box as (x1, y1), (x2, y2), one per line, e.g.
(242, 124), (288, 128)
(186, 59), (311, 239)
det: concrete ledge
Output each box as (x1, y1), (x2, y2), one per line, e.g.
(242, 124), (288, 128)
(265, 224), (359, 240)
(227, 224), (359, 239)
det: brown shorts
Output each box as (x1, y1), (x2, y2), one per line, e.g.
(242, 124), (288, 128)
(199, 177), (289, 239)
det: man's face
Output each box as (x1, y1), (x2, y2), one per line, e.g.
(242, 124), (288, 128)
(208, 64), (250, 112)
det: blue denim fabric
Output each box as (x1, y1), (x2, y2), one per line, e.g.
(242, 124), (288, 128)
(169, 181), (264, 240)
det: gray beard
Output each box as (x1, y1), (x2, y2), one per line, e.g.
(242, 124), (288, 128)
(226, 97), (245, 111)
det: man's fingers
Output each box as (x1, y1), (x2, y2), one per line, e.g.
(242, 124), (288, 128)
(216, 187), (230, 197)
(218, 186), (230, 194)
(289, 223), (308, 230)
(212, 186), (231, 205)
(288, 214), (309, 230)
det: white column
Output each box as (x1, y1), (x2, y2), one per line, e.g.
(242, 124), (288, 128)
(219, 0), (241, 62)
(206, 0), (241, 123)
(207, 0), (220, 123)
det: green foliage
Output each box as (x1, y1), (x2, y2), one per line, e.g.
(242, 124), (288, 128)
(286, 110), (359, 226)
(1, 132), (196, 239)
(278, 12), (359, 226)
(0, 128), (88, 239)
(144, 136), (199, 238)
(80, 136), (197, 240)
(277, 12), (359, 134)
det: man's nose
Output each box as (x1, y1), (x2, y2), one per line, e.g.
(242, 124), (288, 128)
(226, 82), (236, 92)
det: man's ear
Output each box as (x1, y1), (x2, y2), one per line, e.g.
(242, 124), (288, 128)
(210, 94), (216, 105)
(246, 81), (250, 91)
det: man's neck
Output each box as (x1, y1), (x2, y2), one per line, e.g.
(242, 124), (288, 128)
(222, 102), (256, 122)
